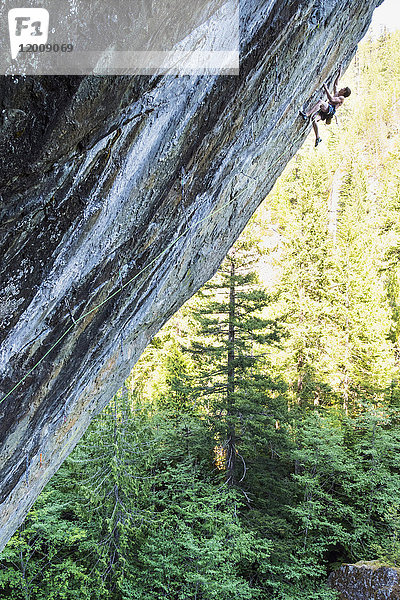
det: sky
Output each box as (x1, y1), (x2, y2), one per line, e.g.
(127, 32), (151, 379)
(369, 0), (400, 35)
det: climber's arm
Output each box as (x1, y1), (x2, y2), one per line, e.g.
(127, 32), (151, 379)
(323, 83), (336, 104)
(333, 68), (341, 96)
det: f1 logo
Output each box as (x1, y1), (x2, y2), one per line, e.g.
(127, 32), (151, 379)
(8, 8), (49, 59)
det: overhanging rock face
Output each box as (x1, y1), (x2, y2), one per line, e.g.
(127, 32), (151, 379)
(0, 0), (382, 551)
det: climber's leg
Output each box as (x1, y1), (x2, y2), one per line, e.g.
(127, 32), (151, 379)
(306, 100), (329, 117)
(312, 116), (322, 146)
(300, 100), (328, 121)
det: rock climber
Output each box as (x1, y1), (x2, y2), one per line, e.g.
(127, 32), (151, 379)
(299, 68), (351, 147)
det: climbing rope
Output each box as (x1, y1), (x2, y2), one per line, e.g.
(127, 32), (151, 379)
(0, 126), (307, 407)
(0, 197), (237, 405)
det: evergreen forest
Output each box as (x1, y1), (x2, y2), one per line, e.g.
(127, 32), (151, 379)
(1, 31), (400, 600)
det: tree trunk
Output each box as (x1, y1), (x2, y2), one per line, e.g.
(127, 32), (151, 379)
(328, 166), (344, 246)
(226, 258), (236, 486)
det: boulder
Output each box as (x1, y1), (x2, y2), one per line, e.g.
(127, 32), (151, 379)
(328, 561), (400, 600)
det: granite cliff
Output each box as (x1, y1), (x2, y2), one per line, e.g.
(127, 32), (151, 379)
(0, 0), (383, 551)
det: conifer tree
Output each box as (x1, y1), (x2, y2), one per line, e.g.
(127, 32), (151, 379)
(188, 224), (282, 491)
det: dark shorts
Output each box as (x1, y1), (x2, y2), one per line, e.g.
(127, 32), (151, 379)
(319, 103), (336, 121)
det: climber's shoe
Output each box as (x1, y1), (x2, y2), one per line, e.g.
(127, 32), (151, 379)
(315, 137), (322, 147)
(299, 110), (309, 121)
